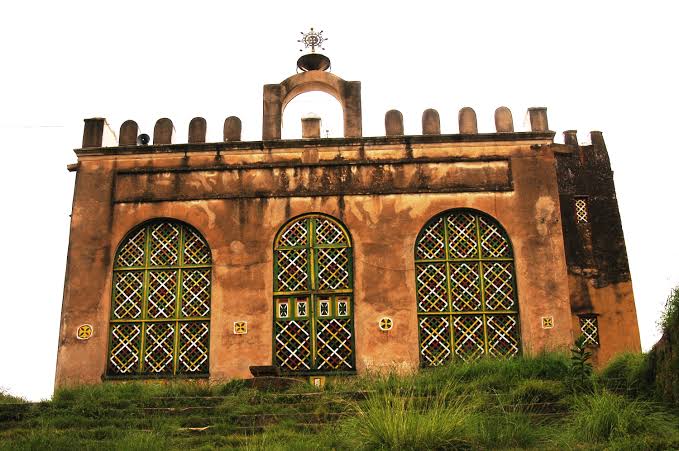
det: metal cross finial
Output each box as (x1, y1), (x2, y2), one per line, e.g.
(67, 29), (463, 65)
(298, 27), (327, 53)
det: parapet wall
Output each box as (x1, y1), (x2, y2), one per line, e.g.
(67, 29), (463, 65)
(80, 107), (551, 149)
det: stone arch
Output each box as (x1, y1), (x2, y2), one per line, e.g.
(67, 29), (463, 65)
(263, 71), (362, 139)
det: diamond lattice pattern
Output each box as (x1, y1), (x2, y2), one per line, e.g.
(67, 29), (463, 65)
(278, 219), (308, 247)
(486, 315), (520, 357)
(316, 248), (350, 290)
(108, 324), (141, 374)
(115, 228), (146, 267)
(416, 217), (446, 260)
(113, 271), (144, 319)
(316, 319), (353, 370)
(182, 269), (211, 317)
(178, 322), (210, 373)
(419, 316), (452, 366)
(143, 322), (175, 373)
(417, 264), (448, 312)
(453, 315), (485, 361)
(416, 211), (520, 365)
(579, 316), (599, 346)
(276, 249), (309, 292)
(108, 221), (211, 377)
(275, 320), (311, 370)
(575, 198), (589, 223)
(447, 213), (478, 258)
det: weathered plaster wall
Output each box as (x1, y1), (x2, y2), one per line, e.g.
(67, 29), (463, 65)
(56, 135), (576, 387)
(555, 132), (641, 366)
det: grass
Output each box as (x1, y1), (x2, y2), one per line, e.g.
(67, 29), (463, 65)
(0, 387), (26, 404)
(1, 353), (678, 450)
(568, 391), (676, 443)
(598, 352), (652, 396)
(347, 384), (472, 450)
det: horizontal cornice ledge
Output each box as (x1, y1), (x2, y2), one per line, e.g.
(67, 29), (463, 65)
(74, 131), (556, 157)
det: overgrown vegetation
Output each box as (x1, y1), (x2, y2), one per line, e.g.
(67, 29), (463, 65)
(1, 351), (678, 450)
(0, 387), (26, 405)
(658, 286), (679, 332)
(647, 285), (679, 404)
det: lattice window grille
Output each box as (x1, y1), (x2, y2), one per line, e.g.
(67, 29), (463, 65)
(419, 316), (452, 366)
(415, 210), (521, 366)
(575, 197), (589, 223)
(579, 316), (600, 346)
(316, 319), (353, 370)
(108, 221), (211, 377)
(274, 320), (311, 370)
(273, 215), (355, 373)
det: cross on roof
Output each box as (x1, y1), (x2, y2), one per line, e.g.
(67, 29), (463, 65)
(298, 28), (327, 53)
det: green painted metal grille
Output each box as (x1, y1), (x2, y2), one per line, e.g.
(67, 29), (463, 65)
(107, 220), (211, 377)
(416, 210), (520, 366)
(273, 215), (355, 373)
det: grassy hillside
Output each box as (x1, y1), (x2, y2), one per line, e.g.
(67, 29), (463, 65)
(1, 353), (678, 450)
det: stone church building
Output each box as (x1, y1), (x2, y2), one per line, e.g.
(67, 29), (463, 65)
(55, 41), (640, 387)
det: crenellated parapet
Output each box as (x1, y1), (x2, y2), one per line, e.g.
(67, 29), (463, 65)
(80, 105), (556, 149)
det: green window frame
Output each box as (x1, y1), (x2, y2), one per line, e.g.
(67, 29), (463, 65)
(415, 209), (521, 366)
(107, 219), (211, 377)
(273, 214), (355, 374)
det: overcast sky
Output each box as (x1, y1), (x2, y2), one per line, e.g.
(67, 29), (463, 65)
(1, 1), (677, 401)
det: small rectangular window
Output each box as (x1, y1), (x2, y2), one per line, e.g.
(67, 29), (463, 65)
(337, 297), (350, 317)
(318, 299), (331, 317)
(295, 298), (308, 318)
(579, 315), (599, 347)
(277, 300), (290, 319)
(575, 197), (589, 224)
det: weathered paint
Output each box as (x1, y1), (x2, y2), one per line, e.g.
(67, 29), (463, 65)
(56, 130), (598, 387)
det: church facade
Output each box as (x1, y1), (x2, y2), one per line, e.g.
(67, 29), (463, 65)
(55, 53), (640, 387)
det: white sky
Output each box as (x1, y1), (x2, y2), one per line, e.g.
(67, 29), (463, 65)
(1, 1), (677, 401)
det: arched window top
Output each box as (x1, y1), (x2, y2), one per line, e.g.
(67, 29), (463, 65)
(115, 219), (211, 269)
(275, 214), (352, 250)
(108, 219), (211, 377)
(415, 209), (513, 262)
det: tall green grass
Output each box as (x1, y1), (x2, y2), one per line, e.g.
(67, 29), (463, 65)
(348, 383), (473, 450)
(2, 353), (678, 450)
(598, 352), (652, 396)
(570, 391), (673, 442)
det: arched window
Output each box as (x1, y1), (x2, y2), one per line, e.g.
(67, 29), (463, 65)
(273, 214), (355, 373)
(415, 210), (520, 366)
(107, 220), (211, 377)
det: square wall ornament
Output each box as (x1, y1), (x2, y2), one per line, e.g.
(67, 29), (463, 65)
(76, 324), (93, 340)
(541, 316), (554, 329)
(311, 376), (326, 388)
(379, 317), (394, 332)
(234, 321), (247, 335)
